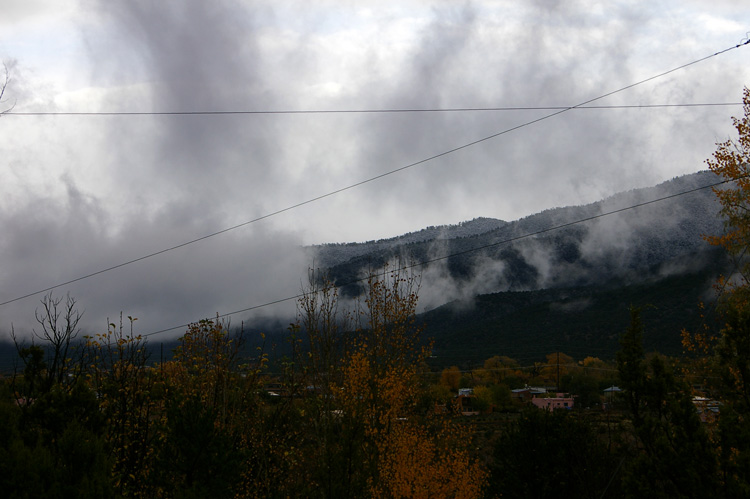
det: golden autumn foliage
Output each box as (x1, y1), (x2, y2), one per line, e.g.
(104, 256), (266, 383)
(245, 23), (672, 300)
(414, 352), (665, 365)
(84, 317), (159, 497)
(539, 352), (575, 385)
(299, 265), (488, 498)
(701, 88), (750, 395)
(337, 267), (427, 432)
(163, 317), (263, 427)
(439, 365), (462, 391)
(478, 355), (524, 385)
(372, 422), (487, 499)
(705, 87), (750, 282)
(694, 87), (750, 493)
(82, 316), (284, 498)
(678, 88), (750, 401)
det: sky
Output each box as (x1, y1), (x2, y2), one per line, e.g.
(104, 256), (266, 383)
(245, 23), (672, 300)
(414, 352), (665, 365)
(1, 0), (749, 339)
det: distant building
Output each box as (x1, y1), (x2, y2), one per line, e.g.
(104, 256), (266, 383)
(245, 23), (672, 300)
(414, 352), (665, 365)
(602, 385), (621, 411)
(531, 393), (574, 411)
(511, 386), (546, 403)
(692, 396), (721, 422)
(456, 394), (480, 416)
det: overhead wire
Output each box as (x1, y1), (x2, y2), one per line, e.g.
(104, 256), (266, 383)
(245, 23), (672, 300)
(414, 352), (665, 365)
(1, 39), (747, 310)
(3, 102), (742, 116)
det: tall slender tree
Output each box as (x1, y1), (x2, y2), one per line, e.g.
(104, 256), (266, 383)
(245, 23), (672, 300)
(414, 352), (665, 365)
(705, 87), (750, 495)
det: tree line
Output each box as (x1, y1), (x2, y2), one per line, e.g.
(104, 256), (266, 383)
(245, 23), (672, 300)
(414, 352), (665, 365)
(1, 268), (488, 498)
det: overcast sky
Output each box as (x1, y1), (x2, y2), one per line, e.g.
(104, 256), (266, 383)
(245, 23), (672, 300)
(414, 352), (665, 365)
(1, 0), (749, 339)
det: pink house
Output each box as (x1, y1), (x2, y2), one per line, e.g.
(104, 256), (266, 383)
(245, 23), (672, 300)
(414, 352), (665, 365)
(531, 393), (574, 411)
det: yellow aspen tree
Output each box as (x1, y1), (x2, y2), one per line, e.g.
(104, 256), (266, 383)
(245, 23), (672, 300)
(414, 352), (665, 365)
(85, 316), (158, 497)
(372, 422), (487, 499)
(439, 366), (462, 391)
(703, 87), (750, 494)
(705, 87), (750, 283)
(539, 352), (575, 386)
(333, 264), (487, 497)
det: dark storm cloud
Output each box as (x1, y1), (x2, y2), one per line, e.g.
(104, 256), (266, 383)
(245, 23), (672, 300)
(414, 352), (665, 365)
(0, 177), (307, 339)
(87, 1), (282, 204)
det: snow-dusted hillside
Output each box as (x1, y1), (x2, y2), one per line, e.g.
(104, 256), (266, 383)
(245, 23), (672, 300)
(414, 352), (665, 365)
(308, 217), (508, 268)
(309, 170), (726, 304)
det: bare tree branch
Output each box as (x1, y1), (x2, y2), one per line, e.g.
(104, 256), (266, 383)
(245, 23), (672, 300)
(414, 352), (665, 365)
(33, 292), (84, 389)
(0, 63), (16, 115)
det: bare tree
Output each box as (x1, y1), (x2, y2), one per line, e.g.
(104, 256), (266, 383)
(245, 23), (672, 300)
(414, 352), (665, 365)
(1, 62), (15, 115)
(298, 267), (348, 389)
(33, 292), (83, 388)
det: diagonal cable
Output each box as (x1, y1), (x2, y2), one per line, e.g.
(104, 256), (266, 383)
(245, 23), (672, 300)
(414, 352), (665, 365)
(3, 102), (742, 116)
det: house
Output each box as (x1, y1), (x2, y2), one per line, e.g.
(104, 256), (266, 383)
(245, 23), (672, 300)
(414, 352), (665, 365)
(602, 385), (621, 410)
(692, 396), (721, 422)
(456, 393), (481, 416)
(531, 393), (574, 411)
(511, 385), (546, 403)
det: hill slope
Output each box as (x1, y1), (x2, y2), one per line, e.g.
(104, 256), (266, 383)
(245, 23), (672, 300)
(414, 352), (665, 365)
(420, 255), (726, 364)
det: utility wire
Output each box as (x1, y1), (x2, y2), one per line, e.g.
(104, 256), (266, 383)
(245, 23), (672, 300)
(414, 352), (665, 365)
(4, 102), (742, 116)
(140, 176), (736, 338)
(1, 39), (747, 310)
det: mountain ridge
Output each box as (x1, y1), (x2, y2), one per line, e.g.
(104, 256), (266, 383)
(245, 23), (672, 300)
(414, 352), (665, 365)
(311, 170), (724, 299)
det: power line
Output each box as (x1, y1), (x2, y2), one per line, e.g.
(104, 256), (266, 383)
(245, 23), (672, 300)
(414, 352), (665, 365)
(3, 102), (742, 116)
(140, 176), (736, 339)
(1, 39), (747, 309)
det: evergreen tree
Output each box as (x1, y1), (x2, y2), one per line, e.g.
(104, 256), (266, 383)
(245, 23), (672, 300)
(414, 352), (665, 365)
(618, 308), (718, 497)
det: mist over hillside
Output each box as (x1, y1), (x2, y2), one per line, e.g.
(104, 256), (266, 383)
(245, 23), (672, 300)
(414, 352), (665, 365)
(309, 170), (724, 312)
